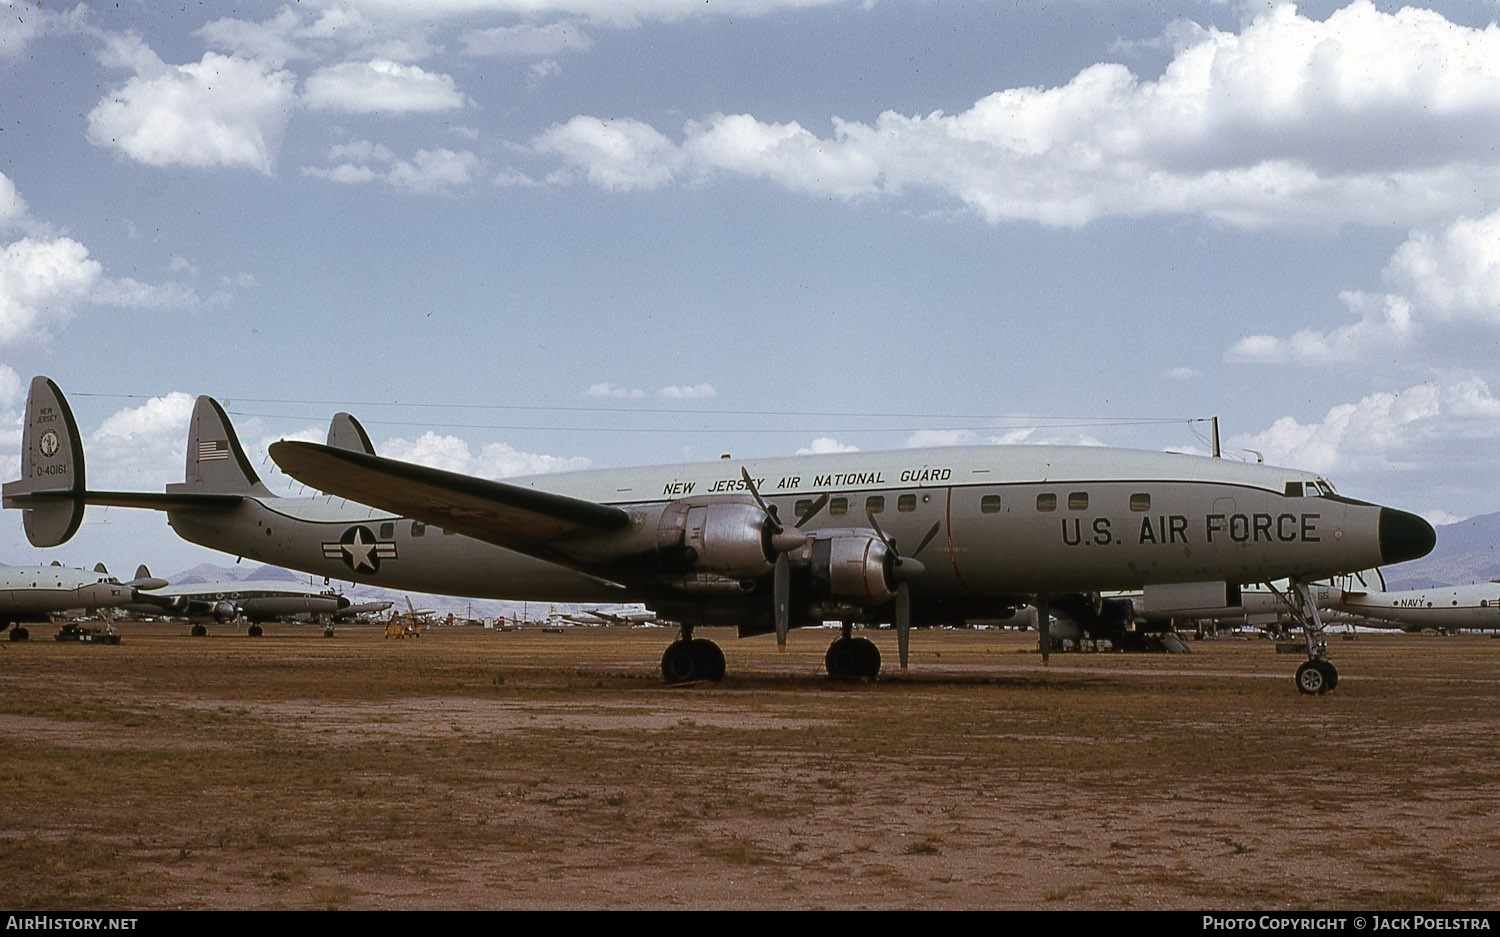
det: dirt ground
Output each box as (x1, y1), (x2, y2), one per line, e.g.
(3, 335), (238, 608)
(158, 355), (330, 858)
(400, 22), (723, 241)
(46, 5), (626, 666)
(2, 622), (1498, 910)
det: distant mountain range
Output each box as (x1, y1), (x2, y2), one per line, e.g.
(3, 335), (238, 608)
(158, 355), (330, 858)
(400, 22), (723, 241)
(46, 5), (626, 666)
(1382, 511), (1500, 590)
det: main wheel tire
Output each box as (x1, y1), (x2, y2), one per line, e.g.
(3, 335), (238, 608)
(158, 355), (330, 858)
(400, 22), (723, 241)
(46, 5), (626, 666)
(247, 624), (263, 637)
(853, 637), (881, 678)
(9, 626), (29, 642)
(190, 623), (207, 637)
(687, 638), (726, 682)
(662, 641), (699, 684)
(827, 636), (879, 679)
(1314, 658), (1339, 692)
(1296, 660), (1330, 695)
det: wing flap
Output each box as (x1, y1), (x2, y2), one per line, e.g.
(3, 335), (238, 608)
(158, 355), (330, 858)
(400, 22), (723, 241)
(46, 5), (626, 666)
(269, 440), (630, 549)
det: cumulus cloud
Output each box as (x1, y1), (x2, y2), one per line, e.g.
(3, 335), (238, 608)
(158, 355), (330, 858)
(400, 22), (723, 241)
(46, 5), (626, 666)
(302, 142), (482, 193)
(1228, 209), (1500, 370)
(0, 237), (102, 346)
(85, 393), (197, 490)
(530, 2), (1500, 229)
(1231, 378), (1500, 478)
(796, 437), (859, 455)
(461, 22), (593, 57)
(0, 172), (26, 231)
(584, 383), (716, 399)
(534, 117), (685, 191)
(196, 7), (307, 66)
(0, 364), (24, 410)
(0, 1), (87, 61)
(86, 39), (297, 173)
(302, 60), (467, 114)
(0, 174), (201, 346)
(658, 384), (716, 400)
(379, 431), (590, 478)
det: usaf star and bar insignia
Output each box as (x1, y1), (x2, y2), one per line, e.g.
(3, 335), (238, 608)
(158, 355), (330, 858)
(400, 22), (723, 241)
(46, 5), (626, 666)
(323, 525), (398, 573)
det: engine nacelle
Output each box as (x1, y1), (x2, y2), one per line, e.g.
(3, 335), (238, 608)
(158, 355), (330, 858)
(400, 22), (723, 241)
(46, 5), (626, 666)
(211, 600), (239, 622)
(806, 530), (894, 606)
(681, 502), (773, 577)
(562, 496), (783, 583)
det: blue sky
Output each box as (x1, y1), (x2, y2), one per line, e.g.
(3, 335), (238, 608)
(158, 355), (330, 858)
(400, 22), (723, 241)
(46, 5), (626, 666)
(4, 0), (1500, 576)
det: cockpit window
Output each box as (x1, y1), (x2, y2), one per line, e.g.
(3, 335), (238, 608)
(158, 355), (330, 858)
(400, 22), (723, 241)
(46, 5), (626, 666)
(1313, 477), (1336, 496)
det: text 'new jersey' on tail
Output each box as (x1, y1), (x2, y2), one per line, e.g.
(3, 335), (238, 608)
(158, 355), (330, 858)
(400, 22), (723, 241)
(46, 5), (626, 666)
(169, 395), (275, 499)
(2, 376), (87, 547)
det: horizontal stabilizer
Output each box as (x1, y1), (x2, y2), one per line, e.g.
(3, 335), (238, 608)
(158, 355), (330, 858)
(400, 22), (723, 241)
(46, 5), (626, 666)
(269, 440), (630, 549)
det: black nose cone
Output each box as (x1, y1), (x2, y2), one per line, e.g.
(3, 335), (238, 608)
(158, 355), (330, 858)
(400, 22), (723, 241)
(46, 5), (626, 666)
(1380, 508), (1436, 565)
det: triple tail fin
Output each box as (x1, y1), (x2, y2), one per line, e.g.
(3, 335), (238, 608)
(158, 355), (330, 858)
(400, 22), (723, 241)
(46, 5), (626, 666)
(327, 412), (377, 455)
(2, 376), (87, 547)
(167, 396), (275, 498)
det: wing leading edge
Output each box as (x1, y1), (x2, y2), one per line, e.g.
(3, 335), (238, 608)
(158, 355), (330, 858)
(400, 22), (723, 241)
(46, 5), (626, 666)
(269, 441), (631, 552)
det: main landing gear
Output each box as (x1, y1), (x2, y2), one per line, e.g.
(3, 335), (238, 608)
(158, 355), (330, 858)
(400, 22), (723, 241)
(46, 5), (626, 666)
(825, 624), (881, 680)
(660, 625), (726, 684)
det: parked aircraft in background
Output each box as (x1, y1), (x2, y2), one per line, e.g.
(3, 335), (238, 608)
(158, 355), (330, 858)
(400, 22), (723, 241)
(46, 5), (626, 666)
(4, 376), (1436, 692)
(128, 566), (391, 636)
(1325, 569), (1500, 633)
(1, 561), (165, 640)
(554, 605), (659, 627)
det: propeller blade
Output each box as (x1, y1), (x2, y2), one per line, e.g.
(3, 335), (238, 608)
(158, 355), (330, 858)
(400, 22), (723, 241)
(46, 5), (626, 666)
(795, 493), (830, 528)
(774, 553), (790, 651)
(896, 582), (911, 672)
(865, 504), (891, 547)
(910, 521), (942, 559)
(740, 467), (781, 533)
(743, 467), (807, 553)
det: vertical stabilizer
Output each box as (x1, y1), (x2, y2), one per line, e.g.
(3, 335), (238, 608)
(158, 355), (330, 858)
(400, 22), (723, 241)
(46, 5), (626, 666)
(2, 376), (87, 546)
(327, 412), (377, 455)
(169, 396), (275, 498)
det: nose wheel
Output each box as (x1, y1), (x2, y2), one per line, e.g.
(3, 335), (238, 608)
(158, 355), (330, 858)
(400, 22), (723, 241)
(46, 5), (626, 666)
(1287, 579), (1339, 695)
(1295, 658), (1339, 695)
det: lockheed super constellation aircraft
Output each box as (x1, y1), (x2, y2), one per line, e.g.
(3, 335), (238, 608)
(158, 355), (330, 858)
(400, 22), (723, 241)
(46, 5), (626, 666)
(1, 561), (165, 640)
(4, 377), (1436, 692)
(127, 565), (391, 637)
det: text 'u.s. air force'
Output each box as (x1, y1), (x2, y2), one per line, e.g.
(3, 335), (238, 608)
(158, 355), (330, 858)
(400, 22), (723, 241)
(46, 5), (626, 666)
(1062, 513), (1321, 547)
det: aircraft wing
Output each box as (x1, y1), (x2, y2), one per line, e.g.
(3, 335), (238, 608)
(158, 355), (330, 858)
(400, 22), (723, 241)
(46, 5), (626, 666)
(269, 441), (631, 551)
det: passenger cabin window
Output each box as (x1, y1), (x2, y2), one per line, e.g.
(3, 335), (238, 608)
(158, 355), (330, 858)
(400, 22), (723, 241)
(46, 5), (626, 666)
(1068, 492), (1088, 511)
(829, 497), (849, 516)
(866, 495), (885, 514)
(897, 494), (917, 513)
(1130, 493), (1151, 512)
(794, 499), (814, 519)
(380, 522), (394, 538)
(1036, 493), (1057, 512)
(981, 495), (1001, 514)
(411, 521), (426, 537)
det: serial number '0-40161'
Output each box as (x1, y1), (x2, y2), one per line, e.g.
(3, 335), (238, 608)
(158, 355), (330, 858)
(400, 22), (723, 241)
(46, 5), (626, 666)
(1062, 513), (1323, 547)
